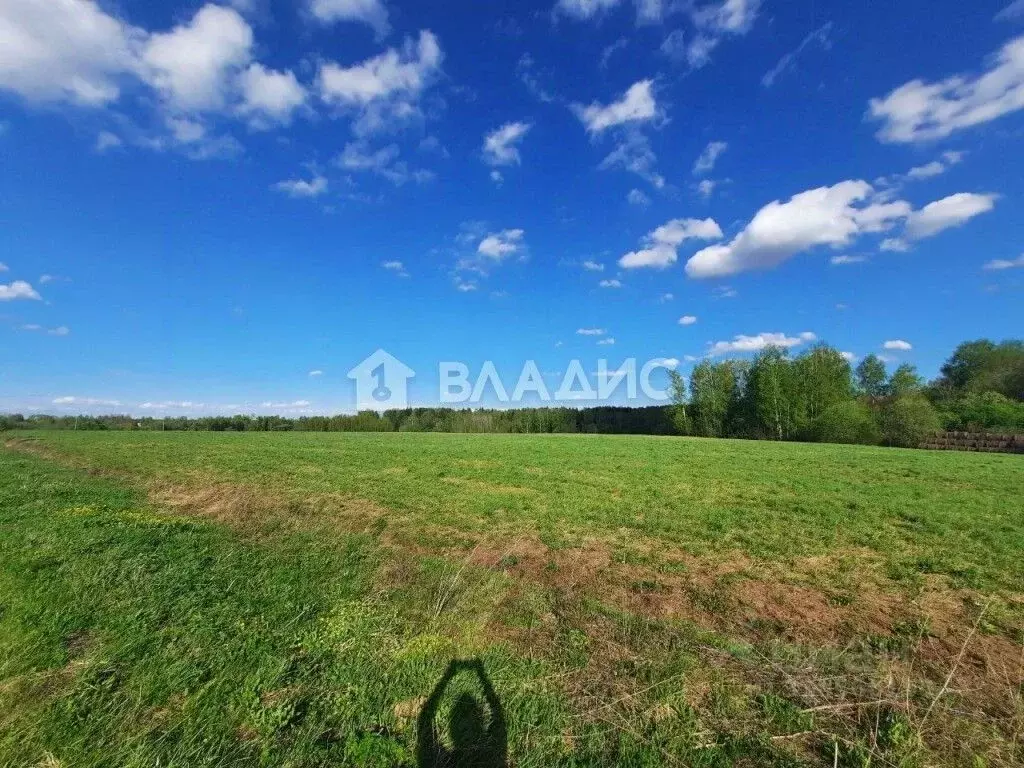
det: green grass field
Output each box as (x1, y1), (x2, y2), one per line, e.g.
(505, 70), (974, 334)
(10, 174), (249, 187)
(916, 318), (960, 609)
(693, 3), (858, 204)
(2, 432), (1022, 766)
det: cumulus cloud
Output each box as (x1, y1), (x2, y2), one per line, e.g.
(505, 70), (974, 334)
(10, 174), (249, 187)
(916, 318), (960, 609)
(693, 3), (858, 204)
(983, 254), (1024, 270)
(868, 35), (1024, 143)
(599, 279), (622, 288)
(582, 260), (605, 272)
(142, 5), (254, 113)
(319, 30), (442, 134)
(478, 229), (526, 260)
(309, 370), (324, 377)
(697, 179), (717, 198)
(903, 192), (996, 241)
(309, 0), (390, 38)
(597, 337), (616, 345)
(708, 331), (816, 356)
(883, 340), (912, 351)
(621, 218), (724, 269)
(272, 175), (328, 198)
(762, 22), (832, 88)
(574, 80), (658, 134)
(679, 315), (698, 325)
(685, 180), (913, 279)
(0, 0), (143, 106)
(577, 327), (606, 336)
(483, 121), (532, 166)
(238, 63), (306, 125)
(693, 140), (727, 175)
(0, 280), (41, 300)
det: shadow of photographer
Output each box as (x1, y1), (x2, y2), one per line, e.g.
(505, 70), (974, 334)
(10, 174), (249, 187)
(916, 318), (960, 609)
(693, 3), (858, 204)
(416, 659), (507, 768)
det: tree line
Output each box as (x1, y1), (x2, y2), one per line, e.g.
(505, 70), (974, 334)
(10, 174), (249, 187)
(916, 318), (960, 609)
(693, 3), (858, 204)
(3, 339), (1022, 446)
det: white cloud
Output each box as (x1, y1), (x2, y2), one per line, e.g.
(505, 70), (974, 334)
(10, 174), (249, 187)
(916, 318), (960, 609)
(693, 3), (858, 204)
(597, 337), (616, 345)
(336, 141), (430, 185)
(382, 259), (409, 276)
(708, 331), (816, 356)
(841, 351), (857, 363)
(95, 131), (123, 152)
(620, 217), (724, 269)
(53, 396), (121, 407)
(883, 340), (912, 351)
(554, 0), (622, 20)
(309, 0), (390, 38)
(693, 140), (727, 175)
(599, 279), (622, 288)
(478, 229), (525, 260)
(577, 327), (606, 336)
(309, 370), (324, 377)
(685, 180), (912, 279)
(0, 280), (40, 300)
(868, 35), (1024, 143)
(903, 192), (996, 241)
(685, 0), (761, 69)
(574, 80), (658, 134)
(694, 0), (760, 34)
(489, 170), (504, 185)
(997, 0), (1024, 21)
(905, 161), (945, 180)
(238, 63), (306, 125)
(139, 401), (203, 410)
(635, 0), (664, 24)
(319, 30), (441, 105)
(983, 254), (1024, 270)
(762, 22), (832, 88)
(272, 175), (328, 198)
(483, 121), (532, 166)
(627, 188), (650, 206)
(582, 260), (605, 272)
(0, 262), (7, 272)
(696, 179), (717, 198)
(0, 0), (143, 106)
(20, 323), (68, 335)
(261, 400), (312, 409)
(679, 315), (698, 325)
(879, 237), (909, 253)
(599, 131), (665, 188)
(659, 292), (674, 302)
(830, 254), (867, 266)
(142, 5), (254, 113)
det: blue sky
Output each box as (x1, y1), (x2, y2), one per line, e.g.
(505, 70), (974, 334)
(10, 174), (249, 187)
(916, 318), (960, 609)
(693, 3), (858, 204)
(1, 0), (1023, 415)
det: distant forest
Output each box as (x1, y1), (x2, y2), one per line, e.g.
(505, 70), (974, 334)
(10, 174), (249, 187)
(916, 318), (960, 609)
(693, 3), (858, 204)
(4, 339), (1022, 446)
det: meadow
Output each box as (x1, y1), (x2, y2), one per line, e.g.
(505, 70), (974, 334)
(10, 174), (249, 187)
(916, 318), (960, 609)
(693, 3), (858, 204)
(1, 431), (1022, 767)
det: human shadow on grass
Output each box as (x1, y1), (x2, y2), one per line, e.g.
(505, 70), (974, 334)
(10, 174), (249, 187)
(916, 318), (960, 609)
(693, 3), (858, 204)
(416, 659), (507, 768)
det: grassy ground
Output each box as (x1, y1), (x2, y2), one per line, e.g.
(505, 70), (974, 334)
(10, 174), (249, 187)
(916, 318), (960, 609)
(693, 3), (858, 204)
(1, 431), (1022, 766)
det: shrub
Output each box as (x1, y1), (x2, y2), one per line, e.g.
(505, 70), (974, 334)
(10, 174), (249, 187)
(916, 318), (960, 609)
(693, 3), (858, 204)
(939, 391), (1024, 432)
(812, 400), (881, 445)
(880, 396), (941, 448)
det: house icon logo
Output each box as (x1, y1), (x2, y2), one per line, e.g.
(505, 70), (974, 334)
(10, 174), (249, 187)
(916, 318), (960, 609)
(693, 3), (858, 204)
(347, 349), (415, 411)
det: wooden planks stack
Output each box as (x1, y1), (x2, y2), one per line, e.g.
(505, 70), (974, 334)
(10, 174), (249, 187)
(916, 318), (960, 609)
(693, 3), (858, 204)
(919, 431), (1024, 454)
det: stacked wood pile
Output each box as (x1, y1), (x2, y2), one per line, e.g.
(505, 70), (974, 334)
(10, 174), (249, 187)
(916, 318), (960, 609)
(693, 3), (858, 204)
(920, 431), (1024, 454)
